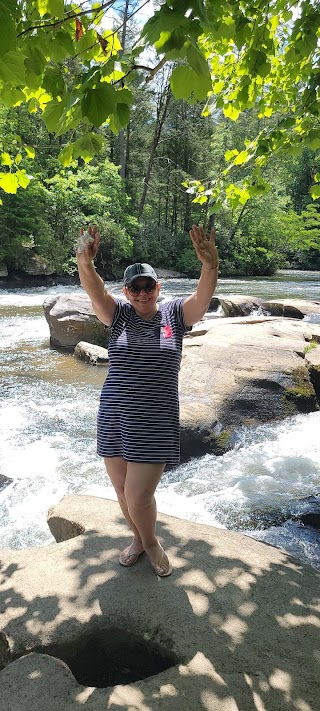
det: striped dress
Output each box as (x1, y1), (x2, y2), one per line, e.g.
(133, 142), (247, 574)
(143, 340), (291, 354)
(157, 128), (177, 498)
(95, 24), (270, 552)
(97, 298), (191, 465)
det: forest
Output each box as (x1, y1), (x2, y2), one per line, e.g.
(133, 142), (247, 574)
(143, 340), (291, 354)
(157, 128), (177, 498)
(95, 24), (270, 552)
(0, 1), (319, 279)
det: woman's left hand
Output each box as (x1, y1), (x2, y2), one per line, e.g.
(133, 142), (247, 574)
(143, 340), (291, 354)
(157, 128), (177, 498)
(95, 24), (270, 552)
(189, 224), (218, 269)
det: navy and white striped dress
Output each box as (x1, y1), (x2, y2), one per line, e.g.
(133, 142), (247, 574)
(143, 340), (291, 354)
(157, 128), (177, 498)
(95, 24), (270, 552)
(97, 298), (191, 465)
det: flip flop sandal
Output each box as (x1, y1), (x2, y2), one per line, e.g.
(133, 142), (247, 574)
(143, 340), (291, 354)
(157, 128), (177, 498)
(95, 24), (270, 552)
(119, 545), (144, 567)
(151, 551), (172, 577)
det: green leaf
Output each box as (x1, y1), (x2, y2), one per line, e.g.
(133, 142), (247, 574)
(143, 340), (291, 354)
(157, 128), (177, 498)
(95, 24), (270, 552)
(0, 172), (19, 193)
(0, 87), (25, 107)
(81, 84), (117, 127)
(72, 133), (105, 162)
(186, 44), (210, 77)
(37, 0), (64, 18)
(116, 88), (134, 106)
(24, 145), (35, 159)
(307, 133), (320, 151)
(1, 152), (13, 166)
(208, 202), (223, 215)
(223, 104), (240, 121)
(28, 97), (39, 113)
(141, 8), (187, 43)
(58, 144), (74, 167)
(0, 50), (26, 86)
(37, 0), (50, 18)
(109, 103), (130, 133)
(310, 185), (320, 200)
(218, 18), (235, 40)
(48, 0), (64, 17)
(193, 194), (208, 204)
(42, 99), (64, 133)
(25, 47), (46, 78)
(17, 169), (32, 189)
(43, 66), (65, 98)
(225, 149), (239, 161)
(170, 65), (211, 102)
(49, 31), (74, 62)
(0, 3), (16, 57)
(233, 150), (250, 166)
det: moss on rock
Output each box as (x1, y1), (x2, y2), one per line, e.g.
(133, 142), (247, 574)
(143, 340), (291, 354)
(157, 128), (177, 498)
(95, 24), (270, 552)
(283, 366), (318, 413)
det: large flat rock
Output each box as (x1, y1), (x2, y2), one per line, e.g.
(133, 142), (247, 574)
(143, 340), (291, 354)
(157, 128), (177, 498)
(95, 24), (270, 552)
(0, 495), (319, 711)
(179, 316), (320, 457)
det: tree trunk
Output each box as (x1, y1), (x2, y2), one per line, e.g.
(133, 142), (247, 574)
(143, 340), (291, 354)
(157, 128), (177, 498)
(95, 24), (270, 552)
(118, 0), (130, 184)
(171, 190), (177, 232)
(138, 85), (171, 222)
(230, 203), (250, 239)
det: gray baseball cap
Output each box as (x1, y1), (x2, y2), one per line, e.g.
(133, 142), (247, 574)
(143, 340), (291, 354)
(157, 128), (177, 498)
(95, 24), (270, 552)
(123, 263), (158, 286)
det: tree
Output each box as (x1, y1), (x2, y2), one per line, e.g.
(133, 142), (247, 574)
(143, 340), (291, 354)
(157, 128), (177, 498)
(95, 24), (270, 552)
(0, 0), (318, 213)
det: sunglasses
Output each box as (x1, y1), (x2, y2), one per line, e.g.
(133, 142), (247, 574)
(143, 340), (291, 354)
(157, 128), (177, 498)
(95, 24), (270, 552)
(127, 281), (157, 295)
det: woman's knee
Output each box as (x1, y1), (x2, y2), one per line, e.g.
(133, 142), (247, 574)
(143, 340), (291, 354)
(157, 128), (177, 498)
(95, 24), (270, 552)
(125, 486), (154, 512)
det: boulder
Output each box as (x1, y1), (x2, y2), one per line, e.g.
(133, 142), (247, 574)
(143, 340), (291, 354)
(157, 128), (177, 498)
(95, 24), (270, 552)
(74, 341), (109, 366)
(261, 298), (320, 319)
(0, 494), (319, 711)
(43, 294), (108, 350)
(179, 316), (320, 459)
(218, 294), (263, 317)
(155, 267), (186, 278)
(22, 252), (55, 276)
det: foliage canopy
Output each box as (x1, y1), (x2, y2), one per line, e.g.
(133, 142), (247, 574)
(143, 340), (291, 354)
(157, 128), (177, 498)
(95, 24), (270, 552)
(0, 0), (319, 209)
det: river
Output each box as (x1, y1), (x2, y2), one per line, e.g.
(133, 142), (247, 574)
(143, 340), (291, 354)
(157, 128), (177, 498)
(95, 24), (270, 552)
(1, 270), (320, 569)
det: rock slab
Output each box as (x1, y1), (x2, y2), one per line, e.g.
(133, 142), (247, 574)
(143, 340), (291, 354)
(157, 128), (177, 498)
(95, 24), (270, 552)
(0, 494), (319, 711)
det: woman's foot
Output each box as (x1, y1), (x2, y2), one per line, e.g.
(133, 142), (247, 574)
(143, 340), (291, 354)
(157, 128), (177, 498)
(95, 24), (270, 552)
(146, 542), (172, 577)
(119, 538), (144, 567)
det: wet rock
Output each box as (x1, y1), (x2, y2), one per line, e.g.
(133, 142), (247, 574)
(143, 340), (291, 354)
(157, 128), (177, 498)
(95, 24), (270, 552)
(305, 345), (320, 402)
(299, 513), (320, 529)
(0, 474), (12, 493)
(261, 298), (320, 319)
(43, 294), (108, 351)
(74, 341), (109, 366)
(179, 316), (320, 459)
(218, 294), (263, 316)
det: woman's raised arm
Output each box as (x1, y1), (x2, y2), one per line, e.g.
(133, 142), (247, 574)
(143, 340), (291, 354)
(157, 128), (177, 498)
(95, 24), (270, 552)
(76, 225), (117, 327)
(183, 224), (219, 327)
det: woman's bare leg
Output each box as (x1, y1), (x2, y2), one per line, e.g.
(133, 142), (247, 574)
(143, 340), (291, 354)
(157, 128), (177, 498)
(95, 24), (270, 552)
(104, 457), (144, 561)
(125, 462), (171, 575)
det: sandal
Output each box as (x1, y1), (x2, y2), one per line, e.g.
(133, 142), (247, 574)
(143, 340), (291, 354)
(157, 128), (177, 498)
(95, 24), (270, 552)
(151, 551), (172, 577)
(119, 544), (144, 567)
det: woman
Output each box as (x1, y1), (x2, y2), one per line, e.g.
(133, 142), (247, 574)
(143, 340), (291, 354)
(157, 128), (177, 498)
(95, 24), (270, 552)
(77, 224), (218, 576)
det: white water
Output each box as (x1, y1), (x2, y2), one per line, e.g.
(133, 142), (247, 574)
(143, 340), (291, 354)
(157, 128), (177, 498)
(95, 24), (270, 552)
(1, 277), (320, 568)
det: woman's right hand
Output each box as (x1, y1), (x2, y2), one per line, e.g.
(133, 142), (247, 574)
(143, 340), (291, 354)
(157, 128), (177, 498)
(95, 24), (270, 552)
(76, 225), (99, 265)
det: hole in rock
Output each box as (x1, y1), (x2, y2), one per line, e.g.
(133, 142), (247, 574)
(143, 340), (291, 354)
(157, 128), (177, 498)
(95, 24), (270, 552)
(36, 627), (179, 687)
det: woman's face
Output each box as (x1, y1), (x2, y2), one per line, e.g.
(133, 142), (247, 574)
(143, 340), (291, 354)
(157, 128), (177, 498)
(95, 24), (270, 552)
(123, 277), (161, 318)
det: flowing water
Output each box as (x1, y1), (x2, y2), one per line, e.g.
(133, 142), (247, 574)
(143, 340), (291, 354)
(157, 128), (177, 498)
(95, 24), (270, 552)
(1, 271), (320, 568)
